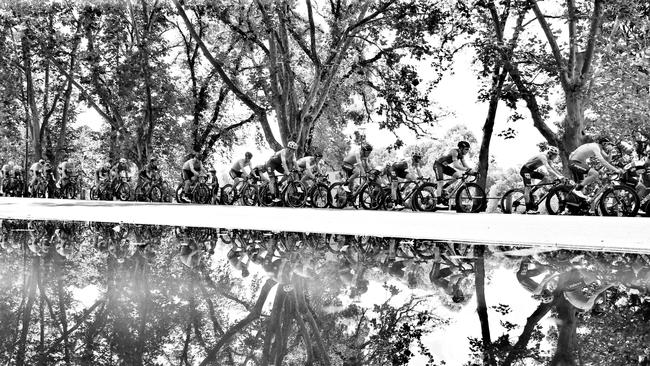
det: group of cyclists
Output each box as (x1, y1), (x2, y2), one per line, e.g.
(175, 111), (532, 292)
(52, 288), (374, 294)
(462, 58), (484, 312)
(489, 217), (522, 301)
(2, 131), (649, 215)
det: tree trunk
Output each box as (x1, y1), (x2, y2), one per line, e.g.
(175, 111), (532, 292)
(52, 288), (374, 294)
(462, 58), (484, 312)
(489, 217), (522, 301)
(474, 246), (495, 366)
(549, 296), (578, 366)
(21, 31), (42, 161)
(502, 299), (555, 366)
(562, 89), (586, 154)
(478, 67), (508, 190)
(16, 258), (39, 366)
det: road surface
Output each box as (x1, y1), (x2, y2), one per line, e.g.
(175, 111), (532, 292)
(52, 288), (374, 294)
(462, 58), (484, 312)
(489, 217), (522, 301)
(0, 197), (648, 254)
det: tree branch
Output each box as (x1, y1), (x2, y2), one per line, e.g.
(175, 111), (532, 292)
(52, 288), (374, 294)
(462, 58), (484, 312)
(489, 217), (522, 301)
(529, 0), (570, 89)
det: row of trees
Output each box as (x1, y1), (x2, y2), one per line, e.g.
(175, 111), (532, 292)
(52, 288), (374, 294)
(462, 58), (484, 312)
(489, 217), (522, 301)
(0, 0), (647, 189)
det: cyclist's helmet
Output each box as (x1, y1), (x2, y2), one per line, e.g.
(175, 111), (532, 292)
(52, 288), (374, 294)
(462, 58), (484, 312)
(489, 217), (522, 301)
(547, 146), (559, 155)
(287, 141), (298, 150)
(361, 142), (373, 152)
(38, 159), (45, 164)
(245, 151), (253, 159)
(598, 136), (612, 146)
(458, 141), (470, 150)
(119, 158), (127, 164)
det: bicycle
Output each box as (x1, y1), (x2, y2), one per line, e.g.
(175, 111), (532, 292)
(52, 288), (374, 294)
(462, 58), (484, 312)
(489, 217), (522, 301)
(112, 173), (133, 201)
(175, 173), (211, 204)
(436, 171), (487, 213)
(546, 169), (639, 216)
(382, 176), (437, 212)
(305, 172), (331, 208)
(29, 174), (49, 198)
(221, 174), (258, 206)
(59, 173), (83, 199)
(258, 169), (307, 208)
(90, 179), (113, 201)
(500, 178), (565, 214)
(135, 171), (167, 202)
(328, 169), (384, 210)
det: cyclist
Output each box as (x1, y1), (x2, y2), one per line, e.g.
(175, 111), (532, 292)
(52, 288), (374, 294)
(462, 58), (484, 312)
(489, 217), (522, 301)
(57, 159), (77, 189)
(207, 166), (219, 186)
(138, 156), (159, 183)
(385, 149), (424, 210)
(297, 150), (324, 186)
(181, 153), (206, 202)
(569, 137), (623, 200)
(519, 146), (566, 214)
(43, 161), (55, 197)
(95, 162), (112, 195)
(266, 141), (298, 202)
(12, 164), (24, 195)
(434, 141), (473, 202)
(29, 159), (46, 194)
(0, 161), (13, 194)
(342, 142), (373, 193)
(230, 152), (253, 186)
(111, 158), (131, 192)
(251, 162), (270, 183)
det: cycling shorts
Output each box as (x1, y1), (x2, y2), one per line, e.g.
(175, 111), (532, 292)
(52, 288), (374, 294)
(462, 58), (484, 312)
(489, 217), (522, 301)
(229, 169), (243, 180)
(342, 162), (354, 178)
(520, 167), (545, 186)
(182, 169), (194, 181)
(569, 160), (590, 182)
(433, 162), (456, 181)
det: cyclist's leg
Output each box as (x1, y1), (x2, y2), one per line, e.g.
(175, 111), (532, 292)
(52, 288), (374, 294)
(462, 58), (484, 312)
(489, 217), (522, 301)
(183, 169), (193, 195)
(434, 162), (445, 197)
(389, 167), (399, 201)
(267, 165), (279, 197)
(569, 160), (593, 192)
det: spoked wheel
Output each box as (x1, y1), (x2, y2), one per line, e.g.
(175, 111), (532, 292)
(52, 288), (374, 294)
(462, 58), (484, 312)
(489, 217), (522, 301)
(117, 183), (131, 201)
(221, 184), (236, 205)
(63, 184), (78, 200)
(500, 188), (527, 214)
(149, 185), (162, 202)
(90, 186), (99, 200)
(211, 185), (220, 205)
(599, 185), (640, 217)
(310, 183), (330, 208)
(285, 182), (307, 208)
(135, 183), (149, 202)
(329, 183), (349, 209)
(242, 184), (258, 206)
(175, 184), (185, 203)
(545, 186), (571, 215)
(401, 181), (418, 210)
(257, 184), (276, 207)
(193, 184), (211, 204)
(413, 183), (437, 212)
(455, 183), (486, 213)
(360, 182), (384, 210)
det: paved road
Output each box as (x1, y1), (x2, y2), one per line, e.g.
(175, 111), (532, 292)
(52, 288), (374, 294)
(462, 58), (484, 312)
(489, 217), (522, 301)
(0, 197), (648, 253)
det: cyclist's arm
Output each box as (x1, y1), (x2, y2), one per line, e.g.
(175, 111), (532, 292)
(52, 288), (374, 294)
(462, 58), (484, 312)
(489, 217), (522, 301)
(280, 152), (291, 174)
(594, 148), (621, 172)
(189, 163), (200, 176)
(414, 162), (423, 178)
(541, 157), (564, 179)
(451, 151), (467, 171)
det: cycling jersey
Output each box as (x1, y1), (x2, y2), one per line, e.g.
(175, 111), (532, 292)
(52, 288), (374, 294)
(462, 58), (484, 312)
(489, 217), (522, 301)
(435, 148), (464, 166)
(96, 167), (111, 180)
(182, 159), (203, 180)
(297, 157), (318, 172)
(522, 153), (549, 171)
(29, 163), (44, 176)
(387, 160), (409, 180)
(267, 149), (295, 174)
(569, 143), (618, 181)
(230, 158), (251, 173)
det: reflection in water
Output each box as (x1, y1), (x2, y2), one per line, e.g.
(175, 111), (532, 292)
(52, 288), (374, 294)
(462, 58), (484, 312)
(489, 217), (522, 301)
(0, 219), (649, 365)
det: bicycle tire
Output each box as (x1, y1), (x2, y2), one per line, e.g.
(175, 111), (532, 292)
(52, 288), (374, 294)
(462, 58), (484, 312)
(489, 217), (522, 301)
(175, 184), (185, 203)
(360, 182), (384, 210)
(285, 182), (307, 208)
(256, 184), (274, 207)
(500, 188), (527, 214)
(382, 187), (396, 210)
(117, 183), (131, 201)
(413, 183), (437, 212)
(401, 181), (418, 210)
(455, 183), (486, 213)
(328, 183), (349, 209)
(90, 186), (99, 200)
(211, 184), (220, 205)
(310, 183), (330, 208)
(149, 185), (162, 202)
(545, 185), (571, 215)
(63, 184), (77, 200)
(194, 184), (210, 204)
(221, 184), (235, 205)
(599, 185), (640, 217)
(242, 184), (258, 206)
(135, 183), (148, 202)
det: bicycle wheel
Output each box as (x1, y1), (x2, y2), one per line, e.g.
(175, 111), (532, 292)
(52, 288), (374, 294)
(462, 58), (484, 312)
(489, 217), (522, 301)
(117, 183), (131, 201)
(329, 183), (349, 209)
(500, 188), (527, 214)
(90, 186), (99, 200)
(193, 184), (210, 204)
(258, 184), (275, 207)
(360, 182), (384, 210)
(599, 185), (640, 217)
(545, 186), (571, 215)
(63, 184), (77, 199)
(401, 181), (418, 210)
(285, 182), (307, 208)
(134, 183), (148, 202)
(211, 185), (220, 205)
(310, 183), (330, 208)
(221, 184), (235, 205)
(455, 183), (486, 213)
(175, 184), (185, 203)
(149, 185), (162, 202)
(413, 183), (437, 212)
(242, 184), (258, 206)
